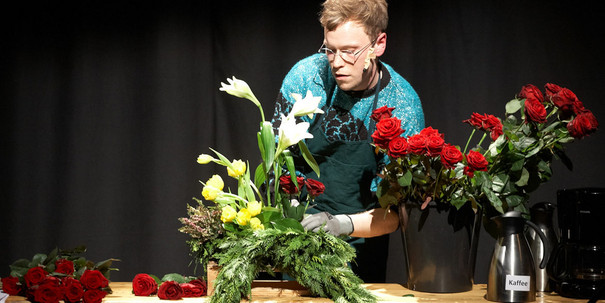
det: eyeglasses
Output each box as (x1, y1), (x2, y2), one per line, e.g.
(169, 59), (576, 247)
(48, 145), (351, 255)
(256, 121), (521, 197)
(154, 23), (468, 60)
(318, 39), (376, 64)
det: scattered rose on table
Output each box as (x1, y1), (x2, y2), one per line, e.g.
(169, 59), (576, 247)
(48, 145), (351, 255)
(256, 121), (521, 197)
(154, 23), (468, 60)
(132, 273), (207, 300)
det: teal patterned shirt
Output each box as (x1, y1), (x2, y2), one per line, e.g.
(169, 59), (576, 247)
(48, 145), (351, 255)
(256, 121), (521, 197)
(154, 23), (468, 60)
(272, 53), (425, 190)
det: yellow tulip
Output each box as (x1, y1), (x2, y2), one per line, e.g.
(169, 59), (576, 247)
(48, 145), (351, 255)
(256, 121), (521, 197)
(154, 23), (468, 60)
(202, 186), (220, 201)
(246, 200), (262, 217)
(206, 175), (224, 191)
(227, 160), (246, 178)
(220, 205), (237, 223)
(249, 217), (264, 231)
(197, 154), (214, 164)
(235, 208), (251, 226)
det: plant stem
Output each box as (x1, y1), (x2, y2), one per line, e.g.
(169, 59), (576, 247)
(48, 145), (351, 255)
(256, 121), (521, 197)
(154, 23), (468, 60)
(463, 129), (476, 154)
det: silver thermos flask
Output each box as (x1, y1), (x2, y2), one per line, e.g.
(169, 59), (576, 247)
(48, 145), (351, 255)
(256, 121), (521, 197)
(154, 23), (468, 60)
(487, 211), (550, 302)
(527, 202), (558, 293)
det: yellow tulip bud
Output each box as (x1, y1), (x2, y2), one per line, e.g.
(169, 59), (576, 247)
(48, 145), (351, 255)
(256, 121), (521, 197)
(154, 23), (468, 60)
(246, 200), (262, 217)
(202, 186), (220, 201)
(235, 208), (251, 226)
(249, 217), (264, 230)
(227, 160), (246, 178)
(220, 205), (237, 223)
(197, 154), (214, 164)
(206, 175), (224, 191)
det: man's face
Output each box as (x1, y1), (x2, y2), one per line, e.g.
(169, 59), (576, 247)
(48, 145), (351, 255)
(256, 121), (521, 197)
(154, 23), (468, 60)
(323, 21), (375, 92)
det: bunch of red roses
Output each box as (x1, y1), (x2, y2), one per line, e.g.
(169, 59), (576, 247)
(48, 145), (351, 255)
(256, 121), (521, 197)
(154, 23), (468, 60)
(131, 273), (207, 300)
(372, 83), (598, 214)
(371, 107), (486, 210)
(1, 261), (110, 303)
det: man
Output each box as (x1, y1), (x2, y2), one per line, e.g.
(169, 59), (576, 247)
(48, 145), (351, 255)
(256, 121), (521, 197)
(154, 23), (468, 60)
(271, 0), (424, 282)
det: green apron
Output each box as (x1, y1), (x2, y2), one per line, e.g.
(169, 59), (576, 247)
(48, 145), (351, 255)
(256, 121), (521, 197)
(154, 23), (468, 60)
(302, 73), (390, 282)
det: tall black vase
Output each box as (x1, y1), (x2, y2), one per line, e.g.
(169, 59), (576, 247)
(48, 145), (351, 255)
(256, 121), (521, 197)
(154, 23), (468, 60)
(399, 200), (482, 293)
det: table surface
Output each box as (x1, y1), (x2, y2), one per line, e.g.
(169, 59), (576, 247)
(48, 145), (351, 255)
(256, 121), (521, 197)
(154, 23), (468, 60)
(5, 282), (601, 302)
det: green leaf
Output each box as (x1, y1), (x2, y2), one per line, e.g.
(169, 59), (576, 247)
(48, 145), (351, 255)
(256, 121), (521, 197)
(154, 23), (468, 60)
(515, 168), (530, 187)
(398, 170), (413, 187)
(282, 151), (297, 184)
(271, 218), (304, 232)
(298, 141), (320, 177)
(254, 162), (266, 190)
(505, 98), (523, 114)
(161, 273), (187, 283)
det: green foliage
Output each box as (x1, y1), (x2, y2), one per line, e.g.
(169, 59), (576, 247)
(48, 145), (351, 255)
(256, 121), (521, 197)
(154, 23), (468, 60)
(207, 228), (375, 303)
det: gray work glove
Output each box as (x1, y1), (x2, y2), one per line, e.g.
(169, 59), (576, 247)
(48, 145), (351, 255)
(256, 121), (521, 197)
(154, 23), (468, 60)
(301, 212), (354, 237)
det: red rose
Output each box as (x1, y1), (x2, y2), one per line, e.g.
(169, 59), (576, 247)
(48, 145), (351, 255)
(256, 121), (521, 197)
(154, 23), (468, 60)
(371, 117), (404, 149)
(551, 87), (582, 117)
(188, 279), (207, 296)
(180, 282), (206, 297)
(1, 276), (22, 295)
(55, 259), (75, 276)
(25, 266), (48, 287)
(34, 280), (63, 303)
(524, 97), (547, 123)
(82, 289), (106, 303)
(132, 273), (158, 296)
(387, 136), (408, 158)
(518, 84), (544, 103)
(544, 83), (563, 98)
(279, 175), (304, 194)
(406, 133), (427, 155)
(463, 113), (484, 128)
(440, 144), (463, 169)
(63, 277), (84, 303)
(425, 134), (445, 156)
(464, 150), (489, 177)
(304, 178), (325, 198)
(419, 126), (441, 137)
(370, 105), (395, 122)
(80, 270), (108, 290)
(158, 281), (183, 300)
(567, 110), (599, 139)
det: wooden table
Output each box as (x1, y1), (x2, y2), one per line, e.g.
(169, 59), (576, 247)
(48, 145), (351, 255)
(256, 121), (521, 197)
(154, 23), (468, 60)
(5, 282), (600, 302)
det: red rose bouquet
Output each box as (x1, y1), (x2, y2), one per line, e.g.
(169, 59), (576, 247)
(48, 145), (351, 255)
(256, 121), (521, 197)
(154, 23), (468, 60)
(1, 247), (118, 303)
(373, 83), (598, 214)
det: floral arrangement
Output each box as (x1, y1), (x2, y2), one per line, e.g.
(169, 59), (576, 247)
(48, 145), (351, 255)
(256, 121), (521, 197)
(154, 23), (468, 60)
(178, 77), (375, 303)
(131, 273), (207, 299)
(0, 247), (119, 303)
(372, 83), (598, 214)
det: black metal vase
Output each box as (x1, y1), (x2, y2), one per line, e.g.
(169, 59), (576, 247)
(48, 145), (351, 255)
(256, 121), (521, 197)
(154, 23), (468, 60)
(399, 200), (482, 293)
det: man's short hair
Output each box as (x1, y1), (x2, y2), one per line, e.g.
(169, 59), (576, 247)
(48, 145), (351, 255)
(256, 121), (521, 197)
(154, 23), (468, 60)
(319, 0), (388, 40)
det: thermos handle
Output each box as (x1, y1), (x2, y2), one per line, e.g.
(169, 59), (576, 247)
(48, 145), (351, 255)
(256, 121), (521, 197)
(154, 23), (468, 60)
(526, 220), (550, 269)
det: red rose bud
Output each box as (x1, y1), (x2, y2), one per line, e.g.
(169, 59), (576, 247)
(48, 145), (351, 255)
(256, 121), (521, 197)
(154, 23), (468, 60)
(440, 144), (463, 169)
(82, 289), (106, 303)
(387, 136), (408, 158)
(80, 270), (109, 290)
(464, 150), (489, 177)
(180, 282), (205, 297)
(132, 273), (158, 296)
(24, 266), (48, 288)
(63, 277), (84, 303)
(518, 84), (544, 103)
(34, 279), (63, 303)
(407, 133), (427, 155)
(463, 113), (484, 128)
(544, 83), (563, 99)
(279, 175), (304, 194)
(55, 259), (75, 276)
(425, 134), (445, 156)
(1, 276), (22, 296)
(158, 281), (183, 300)
(304, 178), (325, 197)
(374, 117), (404, 140)
(371, 105), (395, 122)
(551, 87), (581, 117)
(524, 97), (547, 123)
(567, 110), (599, 139)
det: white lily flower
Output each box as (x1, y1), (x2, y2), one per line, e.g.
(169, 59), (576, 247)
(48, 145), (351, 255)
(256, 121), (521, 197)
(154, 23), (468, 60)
(219, 77), (261, 108)
(276, 114), (313, 155)
(290, 90), (324, 119)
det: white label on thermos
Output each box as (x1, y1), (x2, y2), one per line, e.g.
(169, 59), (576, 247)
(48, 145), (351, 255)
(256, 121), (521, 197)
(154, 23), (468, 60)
(505, 275), (531, 291)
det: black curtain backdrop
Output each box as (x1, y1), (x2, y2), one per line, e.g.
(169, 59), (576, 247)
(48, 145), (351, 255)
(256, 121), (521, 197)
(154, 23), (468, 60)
(2, 1), (604, 284)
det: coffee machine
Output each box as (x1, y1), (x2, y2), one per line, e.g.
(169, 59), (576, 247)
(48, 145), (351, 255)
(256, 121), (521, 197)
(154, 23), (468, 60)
(548, 188), (605, 299)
